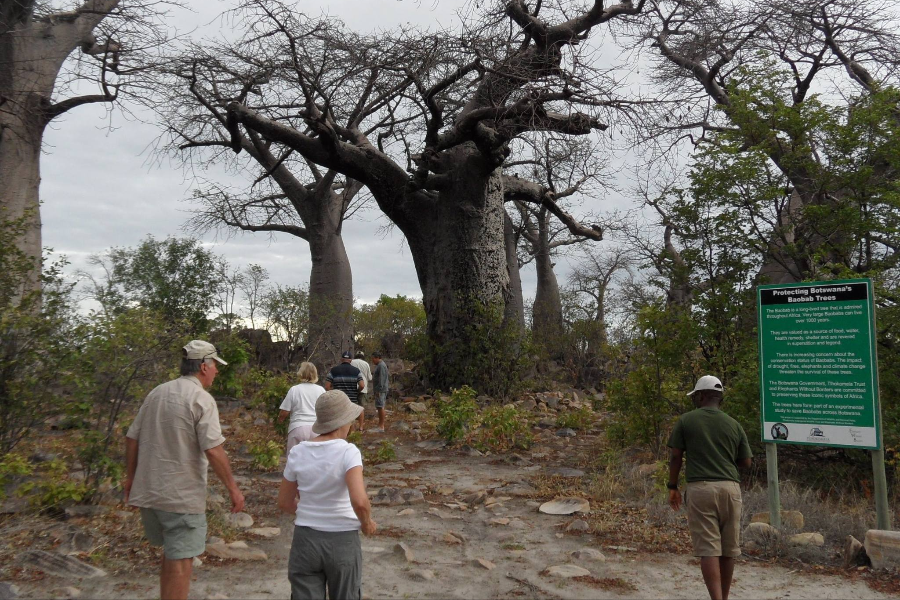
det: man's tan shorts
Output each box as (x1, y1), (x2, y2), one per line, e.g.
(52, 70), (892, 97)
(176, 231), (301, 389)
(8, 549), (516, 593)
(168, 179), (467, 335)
(685, 480), (742, 557)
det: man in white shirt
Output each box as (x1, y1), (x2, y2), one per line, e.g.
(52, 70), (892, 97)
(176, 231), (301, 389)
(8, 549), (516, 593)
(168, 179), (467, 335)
(350, 351), (373, 424)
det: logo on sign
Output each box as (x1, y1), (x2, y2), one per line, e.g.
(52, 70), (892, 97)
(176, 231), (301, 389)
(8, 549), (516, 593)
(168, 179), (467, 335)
(771, 423), (789, 440)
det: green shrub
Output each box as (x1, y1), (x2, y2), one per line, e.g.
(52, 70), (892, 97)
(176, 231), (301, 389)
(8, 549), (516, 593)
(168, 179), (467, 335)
(555, 405), (595, 431)
(475, 405), (533, 452)
(436, 385), (478, 444)
(249, 440), (282, 470)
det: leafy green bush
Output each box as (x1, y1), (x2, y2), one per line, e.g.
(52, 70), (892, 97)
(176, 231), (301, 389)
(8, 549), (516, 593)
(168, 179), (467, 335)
(249, 440), (282, 470)
(555, 405), (595, 431)
(436, 386), (478, 444)
(474, 405), (533, 452)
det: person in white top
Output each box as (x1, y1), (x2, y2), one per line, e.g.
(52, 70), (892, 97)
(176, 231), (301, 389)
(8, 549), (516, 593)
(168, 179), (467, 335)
(277, 362), (326, 453)
(278, 390), (377, 600)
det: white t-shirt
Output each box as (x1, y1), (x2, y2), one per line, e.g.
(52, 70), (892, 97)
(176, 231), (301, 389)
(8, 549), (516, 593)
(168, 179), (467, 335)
(283, 439), (363, 532)
(351, 359), (372, 393)
(279, 383), (326, 432)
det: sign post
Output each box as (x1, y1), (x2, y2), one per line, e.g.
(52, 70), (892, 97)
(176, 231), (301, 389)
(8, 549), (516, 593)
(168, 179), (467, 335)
(757, 278), (890, 530)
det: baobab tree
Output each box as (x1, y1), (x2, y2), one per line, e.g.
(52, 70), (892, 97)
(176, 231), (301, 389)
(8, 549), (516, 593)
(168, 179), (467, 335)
(219, 0), (641, 386)
(160, 35), (366, 365)
(0, 0), (174, 292)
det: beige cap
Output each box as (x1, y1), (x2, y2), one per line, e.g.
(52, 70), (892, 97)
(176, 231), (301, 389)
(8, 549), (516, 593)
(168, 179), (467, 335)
(312, 390), (363, 434)
(182, 340), (228, 365)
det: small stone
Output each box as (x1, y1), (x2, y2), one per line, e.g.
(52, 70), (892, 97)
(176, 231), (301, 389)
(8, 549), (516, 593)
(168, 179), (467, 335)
(539, 497), (590, 515)
(57, 587), (81, 599)
(204, 541), (267, 561)
(569, 548), (606, 562)
(788, 532), (824, 547)
(566, 519), (590, 533)
(397, 508), (415, 516)
(864, 530), (900, 570)
(544, 564), (590, 578)
(192, 557), (203, 568)
(20, 551), (106, 578)
(843, 535), (865, 569)
(489, 518), (510, 526)
(410, 569), (435, 581)
(472, 558), (496, 570)
(750, 510), (805, 530)
(393, 542), (415, 563)
(248, 527), (281, 538)
(225, 512), (254, 529)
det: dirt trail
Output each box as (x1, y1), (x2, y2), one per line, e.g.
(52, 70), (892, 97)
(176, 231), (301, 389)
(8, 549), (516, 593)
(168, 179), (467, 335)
(10, 431), (890, 599)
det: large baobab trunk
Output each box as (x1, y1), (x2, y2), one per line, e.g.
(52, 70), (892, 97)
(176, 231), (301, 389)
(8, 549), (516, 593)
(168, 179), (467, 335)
(403, 152), (510, 387)
(307, 225), (354, 366)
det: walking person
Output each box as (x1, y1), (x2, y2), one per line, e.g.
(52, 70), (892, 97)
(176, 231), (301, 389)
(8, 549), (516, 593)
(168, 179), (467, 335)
(278, 390), (377, 600)
(371, 352), (390, 433)
(668, 376), (752, 600)
(124, 340), (245, 600)
(277, 361), (326, 453)
(324, 351), (365, 431)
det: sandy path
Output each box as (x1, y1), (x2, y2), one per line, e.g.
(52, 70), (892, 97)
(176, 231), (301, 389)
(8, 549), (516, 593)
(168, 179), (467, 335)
(11, 434), (890, 600)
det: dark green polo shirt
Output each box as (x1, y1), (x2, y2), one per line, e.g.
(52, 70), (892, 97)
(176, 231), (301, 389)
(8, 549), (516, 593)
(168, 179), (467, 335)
(668, 407), (752, 483)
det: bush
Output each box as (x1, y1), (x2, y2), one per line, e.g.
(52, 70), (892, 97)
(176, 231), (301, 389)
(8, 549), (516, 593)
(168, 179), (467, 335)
(249, 440), (282, 470)
(435, 386), (478, 444)
(474, 405), (533, 452)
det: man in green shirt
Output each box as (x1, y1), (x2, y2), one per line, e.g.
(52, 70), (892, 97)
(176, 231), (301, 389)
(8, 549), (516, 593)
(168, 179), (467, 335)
(668, 375), (752, 600)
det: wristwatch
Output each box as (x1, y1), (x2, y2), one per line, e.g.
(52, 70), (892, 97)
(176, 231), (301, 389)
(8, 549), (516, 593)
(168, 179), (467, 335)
(666, 482), (679, 490)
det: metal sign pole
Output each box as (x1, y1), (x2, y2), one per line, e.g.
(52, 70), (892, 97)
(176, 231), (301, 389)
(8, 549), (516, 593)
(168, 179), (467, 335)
(765, 443), (781, 529)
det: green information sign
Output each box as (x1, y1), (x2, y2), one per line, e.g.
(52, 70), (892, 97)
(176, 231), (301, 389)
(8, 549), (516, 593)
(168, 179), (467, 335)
(758, 278), (881, 449)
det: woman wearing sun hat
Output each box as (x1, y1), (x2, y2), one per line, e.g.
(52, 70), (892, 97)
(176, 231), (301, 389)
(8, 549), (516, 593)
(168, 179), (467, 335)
(278, 389), (377, 600)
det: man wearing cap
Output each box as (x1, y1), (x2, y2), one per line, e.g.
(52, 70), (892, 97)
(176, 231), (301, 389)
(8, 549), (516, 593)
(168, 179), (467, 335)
(371, 352), (390, 433)
(324, 351), (365, 431)
(351, 351), (373, 410)
(668, 375), (752, 600)
(124, 340), (245, 600)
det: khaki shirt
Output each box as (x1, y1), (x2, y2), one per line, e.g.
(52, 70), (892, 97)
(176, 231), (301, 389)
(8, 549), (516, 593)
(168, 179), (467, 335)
(126, 376), (225, 514)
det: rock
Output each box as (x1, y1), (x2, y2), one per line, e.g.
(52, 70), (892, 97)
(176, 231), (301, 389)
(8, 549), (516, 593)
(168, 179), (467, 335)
(397, 508), (415, 516)
(566, 519), (591, 533)
(20, 551), (106, 578)
(0, 583), (18, 600)
(544, 564), (590, 578)
(393, 542), (415, 563)
(472, 558), (496, 570)
(205, 541), (267, 561)
(539, 497), (590, 515)
(248, 527), (281, 538)
(225, 512), (254, 529)
(410, 569), (435, 581)
(865, 529), (900, 570)
(546, 467), (585, 478)
(843, 535), (866, 568)
(407, 402), (428, 414)
(556, 428), (576, 437)
(58, 531), (95, 555)
(788, 532), (824, 547)
(495, 482), (536, 497)
(63, 505), (107, 519)
(751, 510), (805, 530)
(744, 522), (779, 543)
(193, 557), (203, 568)
(56, 587), (81, 599)
(443, 532), (464, 545)
(489, 518), (510, 526)
(415, 439), (446, 450)
(569, 548), (606, 562)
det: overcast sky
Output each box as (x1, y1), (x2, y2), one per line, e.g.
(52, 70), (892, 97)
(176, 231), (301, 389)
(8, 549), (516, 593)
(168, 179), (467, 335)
(41, 0), (635, 308)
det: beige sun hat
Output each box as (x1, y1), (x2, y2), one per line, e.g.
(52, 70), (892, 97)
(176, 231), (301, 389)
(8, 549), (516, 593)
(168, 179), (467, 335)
(312, 390), (363, 434)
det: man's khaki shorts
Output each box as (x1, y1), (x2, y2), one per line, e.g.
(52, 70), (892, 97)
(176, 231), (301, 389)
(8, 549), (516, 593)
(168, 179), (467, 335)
(685, 480), (742, 557)
(140, 507), (207, 560)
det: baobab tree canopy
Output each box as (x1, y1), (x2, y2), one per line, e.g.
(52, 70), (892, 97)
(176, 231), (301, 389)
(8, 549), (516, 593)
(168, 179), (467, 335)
(219, 0), (641, 387)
